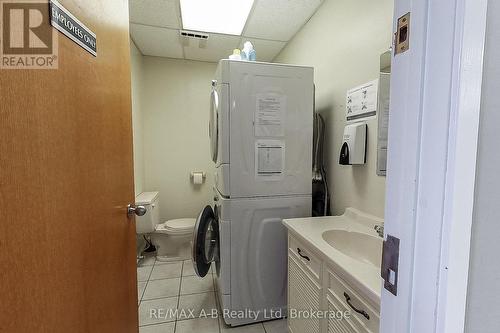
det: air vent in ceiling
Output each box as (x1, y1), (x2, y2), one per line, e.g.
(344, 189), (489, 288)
(180, 30), (210, 40)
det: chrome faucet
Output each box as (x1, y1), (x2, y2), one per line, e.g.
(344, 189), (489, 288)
(374, 225), (384, 238)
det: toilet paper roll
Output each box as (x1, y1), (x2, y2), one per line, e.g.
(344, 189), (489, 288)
(192, 172), (204, 185)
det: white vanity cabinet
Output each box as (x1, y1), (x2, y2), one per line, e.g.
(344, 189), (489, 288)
(287, 234), (380, 333)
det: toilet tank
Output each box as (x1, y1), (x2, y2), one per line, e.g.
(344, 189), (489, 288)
(135, 192), (160, 234)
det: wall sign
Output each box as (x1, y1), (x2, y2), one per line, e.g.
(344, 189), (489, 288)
(49, 0), (96, 56)
(255, 93), (286, 137)
(346, 79), (379, 122)
(255, 140), (285, 181)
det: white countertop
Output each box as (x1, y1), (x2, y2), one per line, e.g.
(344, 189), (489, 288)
(283, 208), (383, 307)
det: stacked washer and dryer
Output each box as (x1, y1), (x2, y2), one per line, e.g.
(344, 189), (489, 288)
(192, 60), (314, 327)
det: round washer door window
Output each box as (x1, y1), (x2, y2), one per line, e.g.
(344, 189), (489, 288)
(192, 205), (219, 277)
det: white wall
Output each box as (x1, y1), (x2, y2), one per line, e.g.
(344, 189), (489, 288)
(465, 0), (500, 330)
(141, 57), (216, 221)
(130, 40), (145, 196)
(275, 0), (393, 217)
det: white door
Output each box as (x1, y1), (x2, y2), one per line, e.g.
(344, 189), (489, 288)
(381, 0), (487, 332)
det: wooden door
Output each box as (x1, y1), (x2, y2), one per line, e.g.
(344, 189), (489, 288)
(0, 1), (138, 332)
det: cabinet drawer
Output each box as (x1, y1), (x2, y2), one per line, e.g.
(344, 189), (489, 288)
(326, 294), (363, 333)
(288, 234), (322, 281)
(326, 269), (380, 333)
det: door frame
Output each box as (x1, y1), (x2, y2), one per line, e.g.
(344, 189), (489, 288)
(381, 0), (488, 332)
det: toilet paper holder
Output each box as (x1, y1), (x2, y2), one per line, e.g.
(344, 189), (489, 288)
(190, 172), (206, 184)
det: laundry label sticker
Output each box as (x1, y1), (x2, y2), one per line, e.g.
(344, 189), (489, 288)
(255, 140), (285, 181)
(255, 93), (286, 137)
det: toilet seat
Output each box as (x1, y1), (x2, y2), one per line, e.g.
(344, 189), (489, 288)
(155, 218), (196, 235)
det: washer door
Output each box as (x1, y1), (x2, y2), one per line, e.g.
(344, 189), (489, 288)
(209, 82), (219, 163)
(192, 205), (219, 277)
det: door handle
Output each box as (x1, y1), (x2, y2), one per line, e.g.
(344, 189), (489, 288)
(127, 204), (146, 217)
(344, 292), (370, 320)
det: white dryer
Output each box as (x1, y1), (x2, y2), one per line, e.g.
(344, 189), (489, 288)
(211, 60), (314, 198)
(193, 60), (314, 326)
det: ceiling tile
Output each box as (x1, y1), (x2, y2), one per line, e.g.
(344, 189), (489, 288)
(129, 0), (181, 29)
(243, 0), (323, 41)
(239, 38), (287, 62)
(130, 24), (183, 58)
(183, 33), (240, 62)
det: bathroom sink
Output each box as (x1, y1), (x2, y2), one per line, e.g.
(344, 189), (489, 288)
(322, 230), (382, 268)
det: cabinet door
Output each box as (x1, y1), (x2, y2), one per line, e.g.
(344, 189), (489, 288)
(289, 235), (322, 281)
(288, 253), (322, 333)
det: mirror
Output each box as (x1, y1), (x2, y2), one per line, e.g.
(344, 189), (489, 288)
(377, 50), (391, 176)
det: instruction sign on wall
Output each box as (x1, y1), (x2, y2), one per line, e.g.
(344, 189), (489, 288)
(346, 79), (379, 122)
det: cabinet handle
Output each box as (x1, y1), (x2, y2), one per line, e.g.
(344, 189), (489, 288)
(297, 248), (310, 261)
(344, 292), (370, 320)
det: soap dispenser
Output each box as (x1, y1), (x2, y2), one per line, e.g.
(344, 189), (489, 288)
(339, 123), (367, 165)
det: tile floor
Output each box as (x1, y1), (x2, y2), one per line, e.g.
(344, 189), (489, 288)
(137, 254), (288, 333)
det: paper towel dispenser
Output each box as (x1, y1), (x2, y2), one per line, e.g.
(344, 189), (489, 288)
(339, 123), (367, 165)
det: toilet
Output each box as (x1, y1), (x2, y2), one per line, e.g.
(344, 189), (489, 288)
(135, 191), (196, 261)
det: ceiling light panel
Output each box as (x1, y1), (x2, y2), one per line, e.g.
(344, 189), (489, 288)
(180, 0), (255, 35)
(183, 33), (241, 62)
(243, 0), (323, 41)
(129, 0), (181, 29)
(130, 24), (183, 58)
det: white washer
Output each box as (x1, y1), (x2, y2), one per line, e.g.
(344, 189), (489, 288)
(193, 189), (311, 326)
(193, 60), (314, 327)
